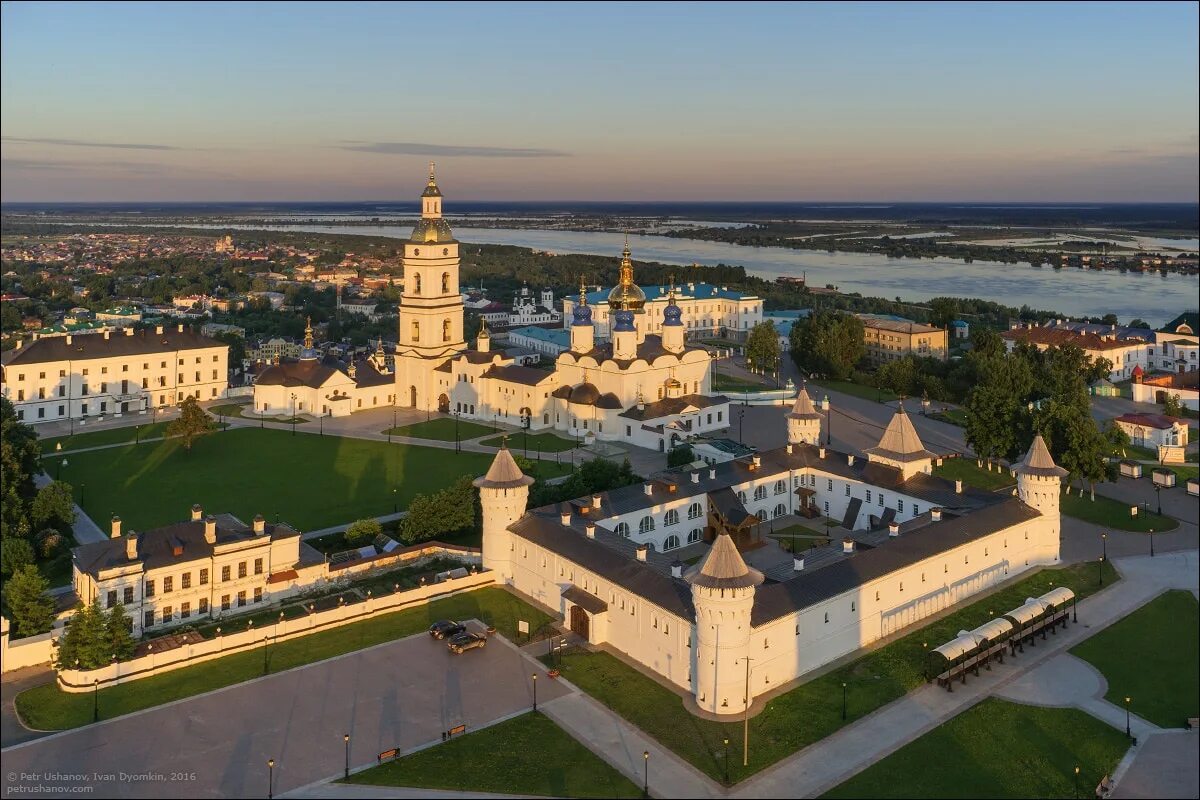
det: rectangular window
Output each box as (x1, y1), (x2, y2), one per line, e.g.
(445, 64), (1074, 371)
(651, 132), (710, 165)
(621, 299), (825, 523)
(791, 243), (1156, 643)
(163, 576), (173, 593)
(200, 568), (209, 585)
(107, 590), (117, 608)
(898, 499), (904, 514)
(182, 572), (191, 589)
(199, 597), (209, 614)
(253, 587), (262, 603)
(866, 490), (872, 503)
(144, 610), (154, 629)
(181, 602), (191, 619)
(123, 587), (133, 605)
(238, 562), (247, 579)
(254, 558), (263, 575)
(827, 479), (833, 491)
(845, 484), (850, 497)
(221, 565), (231, 582)
(145, 579), (155, 598)
(221, 594), (231, 611)
(237, 591), (246, 607)
(161, 606), (172, 623)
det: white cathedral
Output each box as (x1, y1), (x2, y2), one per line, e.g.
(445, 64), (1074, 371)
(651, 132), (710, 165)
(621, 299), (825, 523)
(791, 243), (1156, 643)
(255, 167), (730, 451)
(475, 390), (1066, 716)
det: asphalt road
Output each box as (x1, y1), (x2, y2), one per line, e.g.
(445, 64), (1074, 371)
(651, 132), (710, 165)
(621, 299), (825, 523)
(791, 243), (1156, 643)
(0, 624), (568, 799)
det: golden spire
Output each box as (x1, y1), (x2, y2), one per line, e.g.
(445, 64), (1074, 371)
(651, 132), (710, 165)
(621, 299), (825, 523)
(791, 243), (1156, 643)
(479, 317), (489, 336)
(579, 274), (588, 305)
(304, 316), (314, 349)
(618, 234), (634, 287)
(428, 161), (437, 186)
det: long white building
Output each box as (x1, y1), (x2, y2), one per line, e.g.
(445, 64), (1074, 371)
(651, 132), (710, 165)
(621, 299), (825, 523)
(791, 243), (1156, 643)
(477, 390), (1063, 715)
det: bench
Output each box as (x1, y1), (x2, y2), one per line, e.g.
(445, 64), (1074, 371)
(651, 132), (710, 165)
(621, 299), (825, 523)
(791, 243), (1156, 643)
(441, 723), (467, 741)
(1095, 774), (1112, 798)
(1187, 717), (1199, 730)
(378, 748), (399, 763)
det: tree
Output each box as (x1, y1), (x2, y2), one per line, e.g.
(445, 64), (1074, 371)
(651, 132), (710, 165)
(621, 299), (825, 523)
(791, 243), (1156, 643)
(744, 321), (781, 376)
(55, 600), (109, 670)
(344, 518), (383, 548)
(4, 565), (55, 637)
(213, 331), (246, 366)
(1103, 420), (1131, 457)
(1162, 392), (1184, 418)
(398, 477), (477, 545)
(1, 537), (35, 579)
(963, 351), (1035, 465)
(667, 443), (695, 468)
(167, 396), (216, 451)
(790, 311), (865, 381)
(106, 604), (136, 661)
(875, 356), (920, 397)
(31, 480), (75, 533)
(928, 297), (958, 328)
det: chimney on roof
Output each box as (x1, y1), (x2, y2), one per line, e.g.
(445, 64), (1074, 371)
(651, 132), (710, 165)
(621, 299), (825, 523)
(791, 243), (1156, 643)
(643, 483), (653, 496)
(670, 560), (683, 578)
(888, 522), (900, 537)
(591, 493), (602, 510)
(156, 325), (164, 335)
(708, 468), (716, 480)
(847, 454), (855, 466)
(191, 503), (203, 521)
(110, 515), (122, 539)
(932, 507), (943, 522)
(636, 544), (649, 562)
(125, 531), (138, 561)
(751, 455), (761, 469)
(177, 324), (184, 332)
(819, 446), (826, 458)
(793, 556), (805, 572)
(65, 334), (73, 345)
(204, 515), (217, 544)
(786, 443), (793, 454)
(691, 471), (699, 484)
(560, 508), (572, 525)
(125, 327), (134, 336)
(585, 523), (595, 539)
(253, 514), (265, 535)
(842, 538), (855, 554)
(13, 338), (19, 349)
(955, 480), (963, 494)
(103, 330), (110, 340)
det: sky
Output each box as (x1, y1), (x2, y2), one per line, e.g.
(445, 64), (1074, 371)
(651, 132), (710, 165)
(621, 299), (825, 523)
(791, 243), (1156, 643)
(1, 1), (1198, 203)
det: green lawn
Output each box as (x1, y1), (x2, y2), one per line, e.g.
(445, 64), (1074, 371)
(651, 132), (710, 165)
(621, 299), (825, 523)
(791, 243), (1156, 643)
(933, 458), (1016, 491)
(15, 587), (552, 731)
(546, 560), (1118, 784)
(821, 699), (1130, 799)
(929, 408), (968, 427)
(40, 422), (172, 454)
(344, 711), (640, 798)
(1060, 491), (1177, 532)
(810, 379), (898, 403)
(382, 417), (497, 441)
(483, 431), (579, 453)
(712, 374), (774, 393)
(209, 402), (306, 424)
(1071, 590), (1199, 728)
(42, 427), (572, 532)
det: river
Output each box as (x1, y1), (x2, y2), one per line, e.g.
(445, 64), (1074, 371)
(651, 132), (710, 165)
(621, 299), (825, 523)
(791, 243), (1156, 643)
(196, 223), (1198, 325)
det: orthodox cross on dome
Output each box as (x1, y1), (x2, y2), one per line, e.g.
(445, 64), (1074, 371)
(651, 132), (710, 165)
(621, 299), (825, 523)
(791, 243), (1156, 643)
(304, 316), (314, 349)
(428, 161), (437, 185)
(579, 274), (588, 304)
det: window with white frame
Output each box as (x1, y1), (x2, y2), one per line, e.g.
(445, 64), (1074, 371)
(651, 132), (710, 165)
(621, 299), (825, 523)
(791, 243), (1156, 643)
(638, 515), (655, 534)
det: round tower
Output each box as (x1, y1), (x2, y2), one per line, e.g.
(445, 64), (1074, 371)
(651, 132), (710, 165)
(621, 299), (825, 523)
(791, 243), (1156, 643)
(1013, 434), (1067, 563)
(473, 443), (534, 582)
(661, 286), (685, 354)
(570, 277), (595, 354)
(786, 385), (823, 445)
(685, 533), (764, 715)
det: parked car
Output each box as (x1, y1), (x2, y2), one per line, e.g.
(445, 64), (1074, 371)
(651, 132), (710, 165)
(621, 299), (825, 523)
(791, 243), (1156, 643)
(447, 632), (487, 654)
(429, 620), (466, 640)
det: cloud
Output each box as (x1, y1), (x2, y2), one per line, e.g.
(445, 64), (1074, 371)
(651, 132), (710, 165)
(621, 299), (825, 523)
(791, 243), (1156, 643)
(3, 157), (174, 175)
(2, 136), (179, 151)
(339, 141), (569, 158)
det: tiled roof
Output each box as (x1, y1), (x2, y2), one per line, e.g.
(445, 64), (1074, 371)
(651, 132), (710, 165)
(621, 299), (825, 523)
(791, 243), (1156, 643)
(2, 327), (224, 366)
(480, 363), (556, 386)
(1000, 327), (1138, 351)
(1115, 413), (1185, 430)
(864, 405), (936, 463)
(619, 393), (729, 421)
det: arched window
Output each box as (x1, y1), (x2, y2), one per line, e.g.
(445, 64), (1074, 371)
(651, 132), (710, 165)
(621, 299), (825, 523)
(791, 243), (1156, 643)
(664, 535), (680, 551)
(614, 521), (630, 538)
(664, 509), (679, 526)
(639, 515), (655, 534)
(687, 528), (702, 544)
(441, 272), (450, 293)
(687, 502), (703, 520)
(737, 491), (748, 504)
(773, 503), (786, 518)
(442, 319), (451, 342)
(753, 485), (768, 501)
(755, 508), (767, 521)
(413, 273), (422, 294)
(774, 479), (787, 495)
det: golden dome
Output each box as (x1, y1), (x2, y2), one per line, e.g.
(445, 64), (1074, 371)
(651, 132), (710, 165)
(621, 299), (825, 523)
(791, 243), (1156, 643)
(607, 239), (645, 311)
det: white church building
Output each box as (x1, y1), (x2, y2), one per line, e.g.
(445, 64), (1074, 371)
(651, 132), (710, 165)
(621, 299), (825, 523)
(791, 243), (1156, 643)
(476, 389), (1064, 716)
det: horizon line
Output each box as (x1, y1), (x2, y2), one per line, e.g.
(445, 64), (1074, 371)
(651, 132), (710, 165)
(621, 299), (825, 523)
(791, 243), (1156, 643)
(2, 199), (1198, 206)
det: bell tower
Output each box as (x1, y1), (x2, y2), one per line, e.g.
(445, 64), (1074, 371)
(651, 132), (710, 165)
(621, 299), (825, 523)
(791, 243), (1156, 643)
(395, 164), (466, 409)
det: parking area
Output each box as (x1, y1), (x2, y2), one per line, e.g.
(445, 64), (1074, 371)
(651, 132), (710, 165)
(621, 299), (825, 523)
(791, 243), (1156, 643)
(0, 622), (569, 798)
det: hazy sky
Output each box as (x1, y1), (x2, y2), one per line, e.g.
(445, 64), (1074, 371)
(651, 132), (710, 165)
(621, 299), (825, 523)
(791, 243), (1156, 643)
(2, 1), (1197, 202)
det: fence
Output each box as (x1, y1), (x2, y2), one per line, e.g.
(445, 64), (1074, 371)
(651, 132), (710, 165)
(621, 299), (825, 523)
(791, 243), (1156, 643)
(0, 623), (59, 672)
(55, 569), (496, 692)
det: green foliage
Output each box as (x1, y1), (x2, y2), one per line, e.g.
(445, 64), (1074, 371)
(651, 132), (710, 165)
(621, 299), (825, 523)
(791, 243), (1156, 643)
(31, 480), (76, 533)
(34, 528), (67, 559)
(529, 457), (639, 507)
(344, 518), (383, 548)
(166, 396), (217, 451)
(213, 330), (246, 365)
(398, 476), (476, 546)
(963, 351), (1035, 463)
(1, 396), (41, 542)
(1, 537), (35, 579)
(4, 564), (55, 637)
(55, 600), (111, 670)
(744, 321), (782, 374)
(1162, 392), (1185, 418)
(790, 310), (866, 381)
(667, 443), (695, 468)
(106, 604), (137, 662)
(927, 297), (958, 328)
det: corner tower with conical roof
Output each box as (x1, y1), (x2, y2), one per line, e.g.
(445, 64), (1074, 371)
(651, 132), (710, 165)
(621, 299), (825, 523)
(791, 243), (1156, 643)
(395, 164), (466, 410)
(685, 531), (764, 715)
(474, 442), (535, 581)
(1013, 434), (1067, 562)
(864, 403), (935, 480)
(786, 385), (823, 446)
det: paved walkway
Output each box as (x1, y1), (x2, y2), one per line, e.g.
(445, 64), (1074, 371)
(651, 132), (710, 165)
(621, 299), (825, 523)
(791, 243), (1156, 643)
(0, 666), (54, 748)
(1110, 730), (1200, 799)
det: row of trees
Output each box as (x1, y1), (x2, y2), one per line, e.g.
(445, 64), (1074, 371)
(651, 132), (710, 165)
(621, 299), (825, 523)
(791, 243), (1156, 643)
(788, 311), (866, 380)
(53, 601), (137, 670)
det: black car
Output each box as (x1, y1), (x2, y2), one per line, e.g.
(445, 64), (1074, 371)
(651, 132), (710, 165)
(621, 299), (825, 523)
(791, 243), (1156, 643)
(429, 620), (466, 640)
(447, 632), (487, 654)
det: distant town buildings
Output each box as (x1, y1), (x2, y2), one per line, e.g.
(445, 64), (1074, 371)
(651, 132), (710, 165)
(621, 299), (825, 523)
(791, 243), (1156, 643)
(1001, 323), (1149, 381)
(858, 314), (948, 365)
(563, 281), (763, 342)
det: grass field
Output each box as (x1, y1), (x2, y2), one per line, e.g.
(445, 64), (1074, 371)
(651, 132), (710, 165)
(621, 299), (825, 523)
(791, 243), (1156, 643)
(810, 379), (898, 403)
(16, 587), (552, 731)
(712, 374), (774, 393)
(933, 458), (1016, 492)
(929, 408), (968, 427)
(43, 427), (571, 532)
(344, 711), (640, 798)
(1060, 491), (1177, 532)
(821, 699), (1130, 799)
(1071, 590), (1199, 728)
(546, 560), (1118, 784)
(482, 431), (579, 453)
(209, 402), (306, 424)
(40, 421), (172, 454)
(383, 417), (497, 441)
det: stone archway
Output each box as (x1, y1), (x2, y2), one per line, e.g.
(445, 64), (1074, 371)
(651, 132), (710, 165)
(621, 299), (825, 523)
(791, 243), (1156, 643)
(409, 385), (418, 407)
(569, 605), (590, 640)
(438, 393), (450, 413)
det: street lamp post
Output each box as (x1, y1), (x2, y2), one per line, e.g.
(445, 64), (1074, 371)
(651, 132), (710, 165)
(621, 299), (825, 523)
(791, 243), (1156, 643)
(1099, 556), (1104, 587)
(267, 759), (275, 800)
(824, 395), (831, 446)
(1101, 532), (1107, 563)
(390, 408), (396, 443)
(842, 681), (848, 721)
(93, 678), (99, 722)
(532, 673), (538, 712)
(1155, 485), (1162, 516)
(290, 393), (297, 436)
(263, 633), (269, 675)
(319, 412), (324, 436)
(723, 737), (730, 785)
(343, 734), (350, 779)
(642, 751), (649, 799)
(1150, 528), (1155, 558)
(392, 488), (398, 514)
(1074, 766), (1080, 799)
(1124, 696), (1132, 738)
